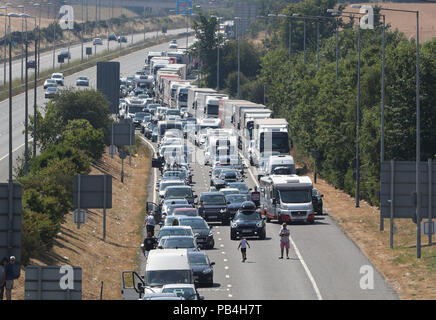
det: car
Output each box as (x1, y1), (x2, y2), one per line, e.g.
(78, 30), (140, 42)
(45, 86), (57, 99)
(151, 126), (158, 142)
(199, 192), (229, 225)
(162, 170), (191, 185)
(176, 216), (215, 249)
(188, 251), (215, 287)
(219, 171), (239, 185)
(161, 199), (189, 216)
(172, 208), (199, 217)
(312, 188), (324, 214)
(169, 43), (178, 49)
(51, 73), (64, 86)
(108, 33), (117, 41)
(118, 36), (128, 43)
(158, 180), (185, 200)
(43, 79), (57, 89)
(157, 226), (195, 242)
(142, 292), (184, 300)
(133, 111), (148, 128)
(157, 235), (200, 251)
(76, 76), (89, 86)
(93, 37), (103, 45)
(59, 50), (71, 59)
(161, 284), (204, 300)
(227, 182), (250, 195)
(167, 204), (193, 216)
(164, 186), (197, 205)
(162, 215), (180, 227)
(225, 194), (251, 219)
(230, 201), (266, 240)
(219, 188), (240, 196)
(26, 60), (36, 69)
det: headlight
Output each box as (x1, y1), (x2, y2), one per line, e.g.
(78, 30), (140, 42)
(220, 209), (225, 213)
(202, 268), (213, 274)
(208, 231), (213, 237)
(231, 223), (237, 228)
(256, 221), (263, 228)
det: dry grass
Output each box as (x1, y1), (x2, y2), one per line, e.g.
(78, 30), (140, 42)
(300, 166), (436, 299)
(12, 144), (151, 300)
(344, 3), (436, 42)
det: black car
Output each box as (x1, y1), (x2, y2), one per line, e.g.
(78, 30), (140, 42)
(312, 188), (324, 214)
(188, 251), (215, 287)
(225, 194), (251, 219)
(118, 36), (128, 43)
(108, 33), (117, 41)
(177, 216), (215, 249)
(220, 171), (239, 185)
(210, 168), (227, 190)
(199, 192), (230, 225)
(230, 201), (266, 240)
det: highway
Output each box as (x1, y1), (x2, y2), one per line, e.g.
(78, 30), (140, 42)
(139, 104), (398, 300)
(0, 28), (187, 84)
(0, 29), (191, 183)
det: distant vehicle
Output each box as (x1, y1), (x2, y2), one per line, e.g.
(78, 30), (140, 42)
(157, 226), (194, 242)
(176, 216), (215, 249)
(161, 284), (204, 300)
(43, 79), (57, 89)
(199, 192), (230, 225)
(50, 73), (64, 86)
(108, 33), (117, 41)
(157, 235), (200, 252)
(76, 76), (89, 87)
(26, 60), (36, 69)
(169, 42), (178, 49)
(45, 86), (57, 99)
(219, 188), (240, 196)
(312, 188), (324, 215)
(59, 50), (71, 59)
(225, 194), (251, 219)
(93, 37), (103, 45)
(118, 36), (128, 43)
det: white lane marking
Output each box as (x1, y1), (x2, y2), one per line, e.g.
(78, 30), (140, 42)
(220, 244), (224, 247)
(221, 251), (225, 254)
(217, 232), (220, 234)
(224, 266), (229, 270)
(0, 138), (33, 162)
(289, 234), (323, 300)
(239, 150), (324, 301)
(227, 284), (232, 288)
(223, 258), (228, 262)
(218, 238), (222, 241)
(228, 294), (233, 298)
(225, 275), (230, 278)
(139, 136), (157, 202)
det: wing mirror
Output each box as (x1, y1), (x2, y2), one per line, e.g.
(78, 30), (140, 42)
(210, 262), (215, 266)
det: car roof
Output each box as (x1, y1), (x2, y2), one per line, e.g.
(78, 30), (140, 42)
(166, 185), (191, 189)
(221, 188), (239, 191)
(160, 226), (192, 231)
(160, 235), (195, 240)
(176, 216), (205, 221)
(200, 192), (225, 196)
(162, 284), (195, 289)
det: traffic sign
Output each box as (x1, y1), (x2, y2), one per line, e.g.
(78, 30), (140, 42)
(423, 221), (435, 235)
(119, 150), (127, 160)
(72, 209), (87, 229)
(108, 145), (118, 157)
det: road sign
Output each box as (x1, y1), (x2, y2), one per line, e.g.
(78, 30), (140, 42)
(97, 62), (120, 114)
(25, 266), (82, 300)
(176, 0), (193, 15)
(58, 55), (64, 63)
(119, 150), (127, 160)
(112, 122), (135, 146)
(73, 175), (112, 209)
(108, 145), (118, 157)
(423, 221), (435, 235)
(0, 183), (22, 279)
(72, 209), (87, 229)
(86, 47), (92, 55)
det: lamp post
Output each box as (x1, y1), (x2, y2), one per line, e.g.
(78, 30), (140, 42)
(17, 4), (24, 83)
(1, 4), (10, 86)
(33, 2), (42, 76)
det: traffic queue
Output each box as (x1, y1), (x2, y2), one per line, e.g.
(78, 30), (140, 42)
(121, 46), (324, 300)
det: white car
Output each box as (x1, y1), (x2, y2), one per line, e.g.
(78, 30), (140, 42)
(43, 79), (57, 89)
(93, 37), (103, 45)
(169, 43), (178, 49)
(45, 86), (58, 99)
(161, 284), (203, 300)
(51, 73), (64, 86)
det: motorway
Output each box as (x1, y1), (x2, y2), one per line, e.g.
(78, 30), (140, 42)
(139, 106), (398, 300)
(0, 29), (190, 183)
(0, 28), (187, 84)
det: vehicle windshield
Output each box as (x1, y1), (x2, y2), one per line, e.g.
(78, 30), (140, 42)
(128, 106), (145, 114)
(146, 270), (191, 286)
(178, 219), (209, 229)
(173, 209), (198, 217)
(179, 93), (188, 102)
(52, 74), (62, 78)
(165, 187), (193, 198)
(207, 105), (219, 115)
(221, 189), (239, 195)
(279, 190), (312, 204)
(234, 211), (261, 221)
(135, 112), (147, 119)
(260, 132), (290, 154)
(160, 181), (184, 191)
(226, 194), (249, 203)
(164, 199), (188, 206)
(188, 254), (208, 265)
(47, 87), (57, 92)
(271, 164), (295, 174)
(228, 183), (248, 192)
(161, 287), (197, 300)
(158, 228), (192, 239)
(200, 194), (226, 205)
(167, 109), (180, 115)
(161, 237), (195, 248)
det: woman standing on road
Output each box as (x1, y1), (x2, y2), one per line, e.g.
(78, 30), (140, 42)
(279, 223), (290, 259)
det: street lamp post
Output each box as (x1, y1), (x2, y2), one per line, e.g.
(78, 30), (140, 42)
(1, 4), (10, 86)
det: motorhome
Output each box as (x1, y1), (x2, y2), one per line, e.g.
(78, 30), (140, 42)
(259, 175), (315, 224)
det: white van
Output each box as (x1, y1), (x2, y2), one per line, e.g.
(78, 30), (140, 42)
(261, 155), (295, 178)
(121, 249), (193, 300)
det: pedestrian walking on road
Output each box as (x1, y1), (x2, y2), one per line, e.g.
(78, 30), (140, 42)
(0, 257), (7, 300)
(4, 256), (15, 300)
(279, 223), (291, 259)
(237, 237), (250, 262)
(144, 211), (156, 236)
(141, 232), (157, 259)
(198, 200), (205, 219)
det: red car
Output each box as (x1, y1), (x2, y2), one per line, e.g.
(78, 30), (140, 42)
(172, 208), (199, 217)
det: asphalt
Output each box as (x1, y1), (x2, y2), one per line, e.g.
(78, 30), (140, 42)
(138, 107), (398, 300)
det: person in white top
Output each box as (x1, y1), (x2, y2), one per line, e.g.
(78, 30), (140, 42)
(144, 211), (156, 236)
(279, 223), (290, 259)
(237, 237), (250, 262)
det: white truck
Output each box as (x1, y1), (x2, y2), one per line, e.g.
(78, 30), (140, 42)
(177, 85), (196, 111)
(252, 118), (290, 167)
(204, 128), (238, 165)
(259, 175), (315, 224)
(219, 99), (248, 129)
(240, 109), (273, 160)
(195, 93), (228, 118)
(167, 80), (192, 109)
(187, 88), (217, 117)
